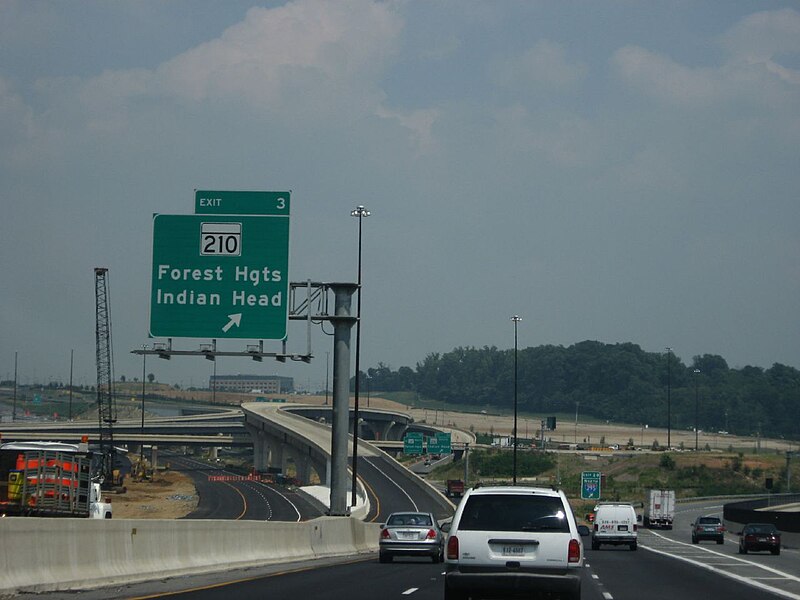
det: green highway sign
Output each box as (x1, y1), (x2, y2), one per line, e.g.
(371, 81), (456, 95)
(427, 432), (452, 454)
(581, 471), (602, 500)
(403, 432), (424, 455)
(149, 213), (289, 339)
(195, 190), (290, 216)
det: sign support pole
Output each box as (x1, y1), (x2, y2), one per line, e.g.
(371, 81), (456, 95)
(328, 283), (358, 516)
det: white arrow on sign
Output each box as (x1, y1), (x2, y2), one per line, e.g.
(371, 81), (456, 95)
(222, 313), (242, 333)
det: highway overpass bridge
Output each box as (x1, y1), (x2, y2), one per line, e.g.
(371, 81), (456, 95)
(0, 404), (475, 468)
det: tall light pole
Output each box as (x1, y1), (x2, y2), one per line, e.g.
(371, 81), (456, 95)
(68, 349), (74, 421)
(350, 204), (370, 508)
(141, 344), (148, 466)
(665, 347), (672, 449)
(693, 368), (700, 451)
(12, 351), (17, 422)
(574, 401), (579, 445)
(511, 315), (522, 485)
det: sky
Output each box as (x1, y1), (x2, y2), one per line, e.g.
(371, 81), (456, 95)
(1, 1), (799, 392)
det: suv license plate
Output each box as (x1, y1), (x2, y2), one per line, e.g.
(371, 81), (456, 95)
(502, 545), (525, 556)
(618, 525), (628, 531)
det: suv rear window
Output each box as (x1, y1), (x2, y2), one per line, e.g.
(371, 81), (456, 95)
(458, 494), (570, 533)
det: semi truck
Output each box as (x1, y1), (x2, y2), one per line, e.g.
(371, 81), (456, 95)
(0, 441), (112, 518)
(644, 489), (675, 529)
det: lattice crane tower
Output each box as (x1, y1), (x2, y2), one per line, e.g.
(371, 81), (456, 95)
(94, 267), (116, 486)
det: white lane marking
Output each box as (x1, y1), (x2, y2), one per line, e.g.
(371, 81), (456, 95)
(402, 588), (418, 595)
(641, 537), (800, 600)
(592, 573), (600, 579)
(602, 593), (614, 599)
(646, 530), (800, 583)
(364, 457), (419, 511)
(258, 481), (302, 522)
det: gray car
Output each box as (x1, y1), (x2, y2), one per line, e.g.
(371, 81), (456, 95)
(691, 515), (725, 544)
(379, 511), (444, 563)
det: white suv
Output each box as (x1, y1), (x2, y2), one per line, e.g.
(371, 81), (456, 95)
(444, 485), (585, 600)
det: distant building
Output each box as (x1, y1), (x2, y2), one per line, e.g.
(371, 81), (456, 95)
(209, 374), (294, 394)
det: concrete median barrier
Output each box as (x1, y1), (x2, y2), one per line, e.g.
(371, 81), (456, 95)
(0, 517), (380, 595)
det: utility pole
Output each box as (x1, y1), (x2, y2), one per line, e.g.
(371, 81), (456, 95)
(68, 349), (74, 421)
(665, 347), (672, 449)
(693, 368), (700, 451)
(12, 351), (17, 422)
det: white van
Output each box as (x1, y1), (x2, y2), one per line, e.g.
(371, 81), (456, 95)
(591, 503), (638, 550)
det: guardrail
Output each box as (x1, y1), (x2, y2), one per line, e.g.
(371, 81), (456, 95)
(0, 516), (380, 595)
(723, 493), (800, 533)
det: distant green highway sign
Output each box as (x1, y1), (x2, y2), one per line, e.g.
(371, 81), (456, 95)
(581, 471), (602, 500)
(427, 432), (452, 454)
(149, 212), (289, 340)
(403, 432), (424, 455)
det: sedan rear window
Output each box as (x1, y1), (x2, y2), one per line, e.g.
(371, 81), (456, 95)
(458, 494), (570, 532)
(387, 514), (432, 527)
(745, 524), (777, 534)
(697, 517), (720, 524)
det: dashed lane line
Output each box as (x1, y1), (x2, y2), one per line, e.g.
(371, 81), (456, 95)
(641, 531), (800, 600)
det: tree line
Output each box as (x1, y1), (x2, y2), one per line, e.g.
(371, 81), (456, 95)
(355, 341), (800, 440)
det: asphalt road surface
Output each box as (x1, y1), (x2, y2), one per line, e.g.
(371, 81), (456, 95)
(167, 453), (325, 521)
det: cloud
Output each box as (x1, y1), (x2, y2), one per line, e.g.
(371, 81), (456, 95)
(720, 8), (800, 64)
(493, 39), (587, 92)
(613, 9), (800, 108)
(612, 46), (719, 107)
(0, 77), (35, 167)
(154, 0), (402, 112)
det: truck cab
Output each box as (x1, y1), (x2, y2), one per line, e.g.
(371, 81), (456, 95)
(89, 482), (112, 519)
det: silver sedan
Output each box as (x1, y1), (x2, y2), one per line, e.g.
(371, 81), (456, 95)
(379, 511), (445, 563)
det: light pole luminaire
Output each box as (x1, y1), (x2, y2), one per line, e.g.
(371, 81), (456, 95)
(511, 315), (522, 485)
(350, 205), (370, 509)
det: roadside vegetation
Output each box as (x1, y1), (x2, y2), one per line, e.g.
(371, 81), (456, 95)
(429, 447), (797, 513)
(354, 342), (800, 442)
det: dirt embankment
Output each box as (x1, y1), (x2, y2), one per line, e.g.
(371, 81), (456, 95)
(111, 470), (198, 519)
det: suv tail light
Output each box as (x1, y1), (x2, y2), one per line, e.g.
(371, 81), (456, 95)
(593, 524), (598, 532)
(568, 539), (581, 563)
(447, 535), (459, 560)
(633, 524), (637, 532)
(426, 529), (437, 539)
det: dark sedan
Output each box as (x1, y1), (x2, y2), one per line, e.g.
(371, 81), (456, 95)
(738, 523), (781, 555)
(379, 511), (444, 563)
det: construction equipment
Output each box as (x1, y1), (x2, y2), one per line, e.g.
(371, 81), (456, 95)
(0, 441), (112, 518)
(94, 267), (118, 489)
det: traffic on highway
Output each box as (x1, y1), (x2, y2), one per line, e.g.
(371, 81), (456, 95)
(26, 461), (799, 600)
